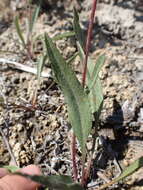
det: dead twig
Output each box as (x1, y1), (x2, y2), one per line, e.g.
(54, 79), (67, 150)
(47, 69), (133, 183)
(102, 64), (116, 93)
(0, 58), (51, 78)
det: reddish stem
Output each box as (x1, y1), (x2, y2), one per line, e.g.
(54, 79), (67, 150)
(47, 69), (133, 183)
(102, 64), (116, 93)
(81, 0), (97, 186)
(71, 133), (78, 181)
(71, 0), (97, 185)
(82, 156), (93, 186)
(82, 0), (97, 87)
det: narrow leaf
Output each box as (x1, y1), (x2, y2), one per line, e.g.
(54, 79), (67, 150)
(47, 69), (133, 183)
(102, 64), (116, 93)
(73, 8), (85, 48)
(88, 55), (105, 90)
(77, 42), (104, 115)
(53, 31), (75, 41)
(88, 77), (103, 118)
(34, 31), (75, 43)
(73, 8), (104, 116)
(15, 173), (84, 190)
(29, 5), (40, 33)
(115, 156), (143, 182)
(67, 52), (78, 64)
(73, 10), (105, 116)
(99, 157), (143, 190)
(37, 54), (47, 81)
(44, 34), (92, 153)
(87, 54), (104, 117)
(15, 16), (26, 47)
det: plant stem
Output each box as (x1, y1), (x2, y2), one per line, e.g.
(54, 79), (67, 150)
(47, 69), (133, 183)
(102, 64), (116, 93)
(81, 154), (86, 186)
(82, 156), (92, 186)
(81, 0), (97, 186)
(71, 133), (78, 181)
(82, 0), (97, 87)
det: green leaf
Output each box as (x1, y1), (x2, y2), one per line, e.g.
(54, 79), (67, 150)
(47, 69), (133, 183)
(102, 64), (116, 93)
(99, 157), (143, 190)
(34, 31), (75, 43)
(37, 54), (47, 81)
(15, 174), (84, 190)
(73, 10), (105, 116)
(44, 34), (92, 153)
(115, 156), (143, 182)
(15, 16), (26, 47)
(87, 54), (105, 117)
(53, 32), (75, 41)
(73, 8), (85, 48)
(4, 165), (19, 173)
(88, 55), (106, 90)
(88, 77), (103, 118)
(29, 5), (40, 33)
(77, 43), (104, 116)
(67, 52), (78, 64)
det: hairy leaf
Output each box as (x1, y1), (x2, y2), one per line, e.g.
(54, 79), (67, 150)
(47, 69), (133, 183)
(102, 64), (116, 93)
(44, 34), (92, 153)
